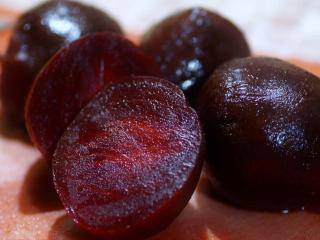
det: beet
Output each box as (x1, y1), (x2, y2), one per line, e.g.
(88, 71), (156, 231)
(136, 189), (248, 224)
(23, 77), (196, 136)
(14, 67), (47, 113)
(141, 7), (250, 104)
(25, 33), (161, 159)
(198, 57), (320, 211)
(53, 76), (203, 239)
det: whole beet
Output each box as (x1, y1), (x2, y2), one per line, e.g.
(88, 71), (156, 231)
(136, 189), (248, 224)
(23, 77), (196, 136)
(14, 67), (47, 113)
(198, 57), (320, 211)
(141, 7), (250, 104)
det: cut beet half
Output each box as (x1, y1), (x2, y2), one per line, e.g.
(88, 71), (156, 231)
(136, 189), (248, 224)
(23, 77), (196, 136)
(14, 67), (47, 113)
(25, 33), (161, 159)
(52, 78), (203, 239)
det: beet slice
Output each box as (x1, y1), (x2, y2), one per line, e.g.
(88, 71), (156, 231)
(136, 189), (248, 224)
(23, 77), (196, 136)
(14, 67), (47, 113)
(52, 78), (203, 239)
(25, 33), (161, 159)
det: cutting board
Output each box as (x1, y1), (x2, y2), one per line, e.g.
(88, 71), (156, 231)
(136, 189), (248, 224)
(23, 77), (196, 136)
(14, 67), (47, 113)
(1, 10), (320, 240)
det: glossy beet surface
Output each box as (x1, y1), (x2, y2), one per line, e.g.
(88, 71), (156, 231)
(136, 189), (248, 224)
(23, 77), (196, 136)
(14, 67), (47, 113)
(198, 57), (320, 211)
(26, 33), (161, 159)
(52, 76), (203, 239)
(141, 7), (250, 104)
(1, 0), (122, 127)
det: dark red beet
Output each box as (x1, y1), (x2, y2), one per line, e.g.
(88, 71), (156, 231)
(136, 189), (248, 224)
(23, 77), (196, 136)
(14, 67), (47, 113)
(140, 7), (250, 104)
(197, 57), (320, 211)
(52, 77), (203, 239)
(25, 33), (161, 159)
(1, 0), (122, 127)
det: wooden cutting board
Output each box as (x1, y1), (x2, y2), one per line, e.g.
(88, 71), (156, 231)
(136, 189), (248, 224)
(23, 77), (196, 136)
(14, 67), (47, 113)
(1, 10), (320, 240)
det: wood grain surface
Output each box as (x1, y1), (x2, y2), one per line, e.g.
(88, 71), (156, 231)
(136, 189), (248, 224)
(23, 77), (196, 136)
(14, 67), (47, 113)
(1, 10), (320, 240)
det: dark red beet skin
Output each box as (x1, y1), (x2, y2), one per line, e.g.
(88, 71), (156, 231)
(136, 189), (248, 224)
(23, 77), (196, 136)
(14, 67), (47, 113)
(52, 76), (203, 239)
(25, 33), (161, 159)
(1, 0), (122, 127)
(140, 7), (250, 104)
(198, 57), (320, 211)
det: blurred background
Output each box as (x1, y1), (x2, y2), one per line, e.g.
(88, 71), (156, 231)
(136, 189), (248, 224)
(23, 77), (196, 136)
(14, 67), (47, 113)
(0, 0), (319, 62)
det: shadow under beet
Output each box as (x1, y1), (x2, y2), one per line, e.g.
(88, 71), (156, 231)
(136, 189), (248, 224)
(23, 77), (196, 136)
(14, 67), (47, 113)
(47, 176), (250, 240)
(48, 187), (209, 240)
(0, 108), (31, 144)
(19, 157), (63, 214)
(48, 214), (101, 240)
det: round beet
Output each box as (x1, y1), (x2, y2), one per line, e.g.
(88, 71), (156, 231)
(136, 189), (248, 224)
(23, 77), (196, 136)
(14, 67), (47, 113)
(1, 0), (122, 127)
(52, 77), (203, 239)
(141, 7), (250, 104)
(198, 57), (320, 211)
(25, 33), (161, 159)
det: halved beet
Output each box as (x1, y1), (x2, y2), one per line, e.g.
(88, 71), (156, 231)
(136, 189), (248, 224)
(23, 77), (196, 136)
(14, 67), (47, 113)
(52, 77), (203, 239)
(25, 33), (161, 159)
